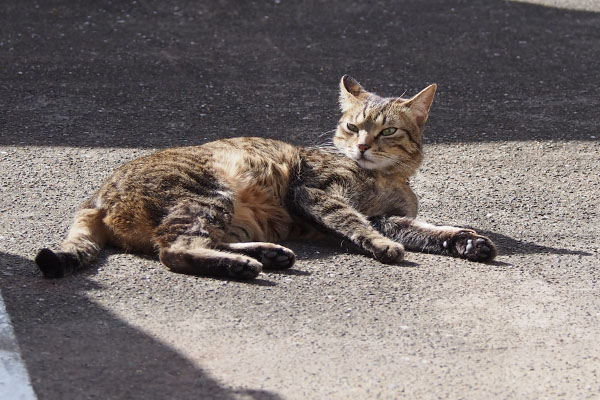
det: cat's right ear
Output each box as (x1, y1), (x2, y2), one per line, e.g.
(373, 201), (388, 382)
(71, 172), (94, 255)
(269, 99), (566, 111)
(339, 75), (369, 112)
(404, 84), (437, 128)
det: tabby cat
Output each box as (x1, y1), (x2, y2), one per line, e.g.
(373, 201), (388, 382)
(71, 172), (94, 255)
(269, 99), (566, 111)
(35, 75), (497, 279)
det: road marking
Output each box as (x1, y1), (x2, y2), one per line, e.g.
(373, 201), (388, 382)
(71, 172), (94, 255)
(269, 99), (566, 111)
(0, 291), (37, 400)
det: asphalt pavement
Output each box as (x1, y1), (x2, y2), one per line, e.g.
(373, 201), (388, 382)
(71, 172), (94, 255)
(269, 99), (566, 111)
(1, 0), (599, 399)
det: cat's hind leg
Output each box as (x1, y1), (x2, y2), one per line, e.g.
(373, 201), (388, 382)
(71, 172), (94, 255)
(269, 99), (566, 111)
(370, 216), (497, 262)
(154, 197), (263, 279)
(159, 247), (262, 279)
(218, 242), (296, 269)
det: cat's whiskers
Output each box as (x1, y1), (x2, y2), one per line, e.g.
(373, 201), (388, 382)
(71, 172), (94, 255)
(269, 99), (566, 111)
(313, 138), (344, 155)
(314, 138), (336, 146)
(316, 129), (338, 138)
(313, 141), (337, 149)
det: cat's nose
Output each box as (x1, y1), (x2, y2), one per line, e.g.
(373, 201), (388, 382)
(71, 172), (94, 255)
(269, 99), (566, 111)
(358, 144), (371, 154)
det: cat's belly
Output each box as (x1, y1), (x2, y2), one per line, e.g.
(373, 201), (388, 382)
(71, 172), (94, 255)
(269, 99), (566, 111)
(212, 142), (299, 243)
(223, 185), (293, 243)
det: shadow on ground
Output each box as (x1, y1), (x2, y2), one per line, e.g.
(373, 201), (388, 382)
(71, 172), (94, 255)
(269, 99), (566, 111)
(2, 0), (599, 148)
(0, 252), (282, 400)
(477, 229), (592, 257)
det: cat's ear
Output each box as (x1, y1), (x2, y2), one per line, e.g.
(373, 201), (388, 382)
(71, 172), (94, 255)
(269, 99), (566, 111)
(339, 75), (369, 112)
(404, 84), (437, 128)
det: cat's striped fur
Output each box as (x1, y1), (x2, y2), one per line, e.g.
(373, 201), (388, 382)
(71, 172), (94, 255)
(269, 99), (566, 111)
(35, 76), (496, 279)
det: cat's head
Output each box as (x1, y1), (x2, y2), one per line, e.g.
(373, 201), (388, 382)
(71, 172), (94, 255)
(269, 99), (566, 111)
(334, 75), (436, 176)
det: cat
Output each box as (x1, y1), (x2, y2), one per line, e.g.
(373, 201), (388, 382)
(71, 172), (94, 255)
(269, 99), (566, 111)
(35, 75), (497, 280)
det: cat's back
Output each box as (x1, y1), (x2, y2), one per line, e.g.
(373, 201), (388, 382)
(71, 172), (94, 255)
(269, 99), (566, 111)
(98, 137), (300, 193)
(92, 137), (300, 213)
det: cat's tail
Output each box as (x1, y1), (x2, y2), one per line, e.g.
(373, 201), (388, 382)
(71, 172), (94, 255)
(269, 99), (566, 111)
(35, 208), (108, 278)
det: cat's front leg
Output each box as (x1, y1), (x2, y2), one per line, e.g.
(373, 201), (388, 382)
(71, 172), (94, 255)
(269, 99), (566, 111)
(290, 186), (404, 263)
(370, 216), (497, 262)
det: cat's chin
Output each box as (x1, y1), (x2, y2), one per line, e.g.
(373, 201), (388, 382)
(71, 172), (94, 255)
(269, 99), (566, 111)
(341, 148), (395, 171)
(355, 156), (393, 171)
(356, 158), (379, 169)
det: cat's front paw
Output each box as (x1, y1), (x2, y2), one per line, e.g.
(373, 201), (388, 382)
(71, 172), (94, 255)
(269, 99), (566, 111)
(449, 230), (497, 262)
(369, 238), (405, 264)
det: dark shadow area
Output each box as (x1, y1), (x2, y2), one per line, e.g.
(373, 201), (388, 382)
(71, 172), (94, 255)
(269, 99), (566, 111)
(266, 268), (312, 276)
(476, 229), (593, 256)
(207, 274), (279, 287)
(1, 0), (599, 148)
(0, 252), (282, 400)
(283, 239), (421, 268)
(288, 229), (591, 264)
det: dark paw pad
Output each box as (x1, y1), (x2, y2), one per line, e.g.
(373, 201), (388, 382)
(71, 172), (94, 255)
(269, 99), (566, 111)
(453, 232), (497, 262)
(261, 247), (296, 269)
(35, 248), (65, 278)
(227, 258), (262, 279)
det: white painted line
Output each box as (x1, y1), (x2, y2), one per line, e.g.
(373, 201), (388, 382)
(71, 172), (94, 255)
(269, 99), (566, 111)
(0, 291), (37, 400)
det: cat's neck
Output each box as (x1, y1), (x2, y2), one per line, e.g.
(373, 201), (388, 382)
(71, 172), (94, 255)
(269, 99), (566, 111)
(373, 169), (412, 184)
(371, 161), (419, 181)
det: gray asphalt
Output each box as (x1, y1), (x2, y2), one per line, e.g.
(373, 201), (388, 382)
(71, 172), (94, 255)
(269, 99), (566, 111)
(1, 0), (599, 399)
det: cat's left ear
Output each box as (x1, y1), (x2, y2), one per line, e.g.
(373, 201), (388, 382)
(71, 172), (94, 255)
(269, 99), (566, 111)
(339, 75), (369, 112)
(404, 84), (437, 128)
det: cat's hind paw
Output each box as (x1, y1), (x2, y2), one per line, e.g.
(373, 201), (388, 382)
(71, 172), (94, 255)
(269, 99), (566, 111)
(227, 258), (263, 279)
(260, 245), (296, 269)
(450, 231), (497, 262)
(219, 242), (296, 269)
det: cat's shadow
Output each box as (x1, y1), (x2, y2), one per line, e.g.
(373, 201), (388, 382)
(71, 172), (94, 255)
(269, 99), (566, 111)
(266, 268), (312, 276)
(282, 239), (421, 268)
(467, 228), (593, 258)
(286, 228), (592, 269)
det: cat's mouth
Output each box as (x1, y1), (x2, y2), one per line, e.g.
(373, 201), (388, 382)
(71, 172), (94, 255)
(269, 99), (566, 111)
(355, 153), (378, 169)
(345, 148), (386, 170)
(354, 151), (397, 171)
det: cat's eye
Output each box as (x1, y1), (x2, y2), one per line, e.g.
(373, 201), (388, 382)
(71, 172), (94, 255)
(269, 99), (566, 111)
(346, 123), (359, 133)
(380, 127), (398, 136)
